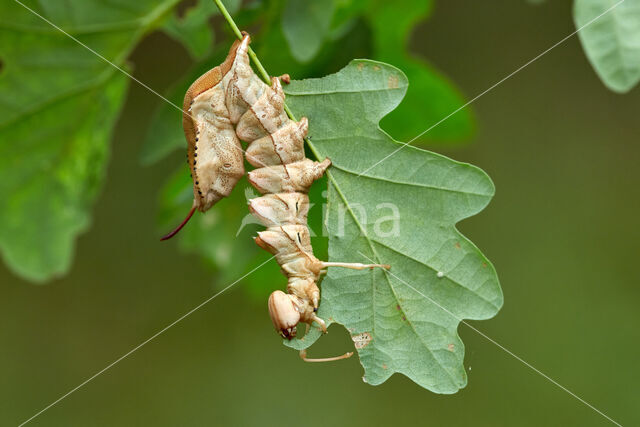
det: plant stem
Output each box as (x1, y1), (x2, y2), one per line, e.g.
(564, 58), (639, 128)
(211, 0), (320, 159)
(213, 0), (269, 83)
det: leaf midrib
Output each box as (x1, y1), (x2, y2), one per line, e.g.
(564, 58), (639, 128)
(605, 1), (633, 83)
(285, 86), (406, 96)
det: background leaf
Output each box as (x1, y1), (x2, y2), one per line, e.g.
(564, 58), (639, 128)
(574, 0), (640, 93)
(284, 60), (502, 392)
(278, 0), (474, 142)
(161, 0), (241, 60)
(158, 166), (271, 296)
(364, 0), (474, 142)
(281, 0), (336, 63)
(0, 0), (181, 282)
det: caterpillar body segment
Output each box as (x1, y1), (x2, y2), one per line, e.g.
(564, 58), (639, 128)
(248, 158), (332, 194)
(245, 118), (308, 167)
(248, 193), (310, 227)
(165, 34), (390, 360)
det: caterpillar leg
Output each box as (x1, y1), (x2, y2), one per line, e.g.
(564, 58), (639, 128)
(298, 325), (353, 363)
(320, 262), (391, 270)
(299, 348), (353, 363)
(311, 313), (327, 333)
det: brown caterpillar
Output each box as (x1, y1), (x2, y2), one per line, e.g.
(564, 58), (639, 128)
(163, 34), (389, 359)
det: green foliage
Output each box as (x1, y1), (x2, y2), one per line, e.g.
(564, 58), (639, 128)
(365, 0), (473, 142)
(575, 0), (640, 93)
(0, 0), (181, 282)
(162, 0), (241, 60)
(283, 61), (501, 392)
(0, 0), (501, 392)
(282, 0), (335, 63)
(280, 0), (474, 142)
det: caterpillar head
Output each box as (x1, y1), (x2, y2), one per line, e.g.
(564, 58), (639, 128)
(268, 291), (300, 339)
(268, 290), (325, 339)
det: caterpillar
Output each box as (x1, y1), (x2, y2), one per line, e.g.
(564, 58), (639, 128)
(162, 34), (389, 359)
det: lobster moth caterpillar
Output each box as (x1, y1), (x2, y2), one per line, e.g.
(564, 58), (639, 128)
(162, 34), (390, 360)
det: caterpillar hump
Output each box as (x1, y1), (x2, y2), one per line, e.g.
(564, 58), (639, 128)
(162, 34), (389, 350)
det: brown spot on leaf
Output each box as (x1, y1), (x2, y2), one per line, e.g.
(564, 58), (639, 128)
(396, 304), (401, 310)
(454, 242), (461, 249)
(482, 262), (487, 268)
(388, 75), (399, 89)
(357, 62), (365, 71)
(382, 364), (388, 370)
(352, 332), (372, 349)
(448, 343), (455, 352)
(372, 65), (381, 71)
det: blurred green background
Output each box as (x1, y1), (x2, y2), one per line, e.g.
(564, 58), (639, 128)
(1, 0), (639, 425)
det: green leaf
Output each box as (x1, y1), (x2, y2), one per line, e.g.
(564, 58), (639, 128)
(161, 0), (241, 60)
(281, 0), (336, 63)
(0, 0), (180, 282)
(284, 60), (502, 393)
(365, 0), (474, 142)
(328, 0), (369, 36)
(377, 58), (473, 143)
(574, 0), (640, 93)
